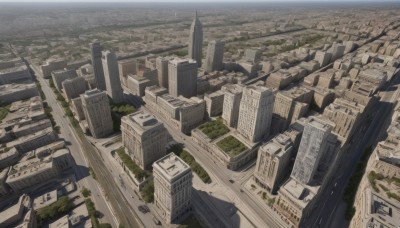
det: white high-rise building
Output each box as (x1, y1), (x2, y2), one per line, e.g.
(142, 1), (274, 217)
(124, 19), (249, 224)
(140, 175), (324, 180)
(237, 85), (275, 143)
(153, 153), (192, 224)
(102, 51), (123, 103)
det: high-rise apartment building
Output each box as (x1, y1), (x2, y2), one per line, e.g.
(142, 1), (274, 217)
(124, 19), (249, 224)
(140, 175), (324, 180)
(221, 84), (243, 128)
(188, 11), (203, 67)
(291, 117), (334, 185)
(254, 134), (294, 193)
(90, 42), (106, 90)
(156, 57), (170, 89)
(168, 58), (198, 98)
(237, 85), (275, 143)
(81, 89), (113, 138)
(153, 153), (192, 224)
(102, 51), (123, 103)
(121, 111), (167, 170)
(205, 40), (224, 72)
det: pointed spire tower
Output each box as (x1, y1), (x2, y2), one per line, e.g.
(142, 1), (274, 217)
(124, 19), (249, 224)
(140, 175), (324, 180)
(188, 10), (203, 67)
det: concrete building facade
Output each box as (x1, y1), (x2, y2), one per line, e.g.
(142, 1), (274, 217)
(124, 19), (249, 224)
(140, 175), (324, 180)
(90, 42), (106, 90)
(205, 40), (224, 72)
(81, 89), (113, 138)
(153, 153), (192, 224)
(168, 58), (198, 98)
(156, 57), (170, 89)
(121, 111), (167, 170)
(102, 51), (123, 103)
(221, 84), (243, 128)
(237, 85), (275, 143)
(254, 134), (294, 193)
(62, 76), (87, 101)
(188, 11), (203, 67)
(291, 117), (333, 185)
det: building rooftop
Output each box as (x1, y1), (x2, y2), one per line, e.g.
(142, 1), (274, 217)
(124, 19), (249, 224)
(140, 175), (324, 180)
(0, 83), (36, 96)
(308, 117), (333, 132)
(0, 194), (30, 225)
(7, 127), (54, 148)
(0, 64), (28, 75)
(49, 215), (69, 228)
(260, 134), (293, 158)
(169, 58), (197, 65)
(33, 189), (58, 210)
(154, 153), (190, 181)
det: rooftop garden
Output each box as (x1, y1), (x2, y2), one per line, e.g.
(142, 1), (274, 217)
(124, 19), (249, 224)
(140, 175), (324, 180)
(198, 117), (230, 140)
(216, 135), (248, 157)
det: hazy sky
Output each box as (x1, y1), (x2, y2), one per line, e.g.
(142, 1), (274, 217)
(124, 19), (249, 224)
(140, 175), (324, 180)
(0, 0), (395, 2)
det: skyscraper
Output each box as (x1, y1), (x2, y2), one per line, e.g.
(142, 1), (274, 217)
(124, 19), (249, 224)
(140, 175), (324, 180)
(102, 50), (123, 104)
(290, 117), (334, 185)
(188, 11), (203, 67)
(168, 58), (198, 98)
(121, 111), (167, 170)
(81, 89), (113, 138)
(90, 42), (106, 90)
(237, 85), (275, 143)
(205, 40), (224, 72)
(153, 153), (192, 224)
(156, 57), (170, 89)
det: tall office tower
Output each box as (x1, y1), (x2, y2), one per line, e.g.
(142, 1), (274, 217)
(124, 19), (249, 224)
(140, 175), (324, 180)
(81, 89), (113, 138)
(156, 57), (169, 89)
(254, 134), (294, 193)
(102, 51), (123, 103)
(237, 85), (275, 143)
(291, 117), (333, 185)
(90, 42), (106, 90)
(221, 84), (243, 128)
(168, 58), (198, 98)
(121, 111), (167, 170)
(153, 153), (192, 224)
(205, 40), (224, 72)
(188, 11), (203, 67)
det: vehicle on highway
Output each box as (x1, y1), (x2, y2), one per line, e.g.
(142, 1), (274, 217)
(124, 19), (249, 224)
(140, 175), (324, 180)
(240, 189), (244, 193)
(229, 179), (234, 183)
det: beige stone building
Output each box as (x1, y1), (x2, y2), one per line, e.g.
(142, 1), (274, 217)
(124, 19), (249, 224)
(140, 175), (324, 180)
(168, 58), (198, 98)
(221, 84), (243, 128)
(237, 85), (274, 143)
(62, 76), (87, 101)
(121, 111), (167, 170)
(323, 98), (365, 140)
(204, 90), (224, 117)
(254, 134), (294, 193)
(153, 153), (192, 224)
(41, 58), (67, 79)
(81, 89), (113, 138)
(51, 68), (78, 91)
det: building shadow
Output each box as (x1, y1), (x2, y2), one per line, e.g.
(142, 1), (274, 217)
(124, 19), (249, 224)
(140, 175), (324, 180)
(189, 189), (247, 228)
(74, 164), (90, 181)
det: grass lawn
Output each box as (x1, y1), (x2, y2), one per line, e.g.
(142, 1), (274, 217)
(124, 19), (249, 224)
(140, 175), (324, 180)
(198, 118), (229, 140)
(178, 216), (204, 228)
(216, 135), (248, 157)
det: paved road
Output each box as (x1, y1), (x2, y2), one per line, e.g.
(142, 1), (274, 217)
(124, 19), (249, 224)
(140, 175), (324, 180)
(140, 105), (287, 228)
(31, 65), (142, 228)
(29, 67), (118, 227)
